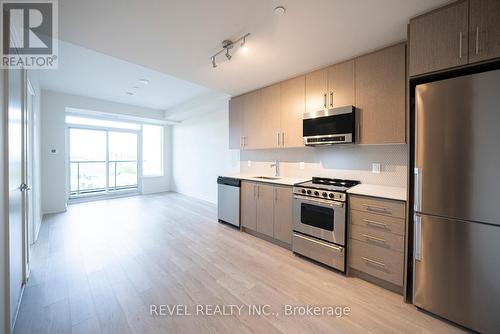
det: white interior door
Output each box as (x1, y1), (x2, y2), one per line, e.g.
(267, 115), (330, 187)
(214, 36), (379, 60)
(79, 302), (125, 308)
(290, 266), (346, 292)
(7, 68), (26, 326)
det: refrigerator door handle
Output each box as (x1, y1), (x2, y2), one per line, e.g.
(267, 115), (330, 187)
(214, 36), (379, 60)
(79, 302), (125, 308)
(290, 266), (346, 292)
(414, 214), (422, 261)
(414, 167), (422, 212)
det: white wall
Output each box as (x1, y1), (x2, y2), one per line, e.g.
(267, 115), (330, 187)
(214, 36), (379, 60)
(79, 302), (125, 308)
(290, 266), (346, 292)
(171, 96), (239, 204)
(142, 125), (171, 195)
(40, 90), (170, 214)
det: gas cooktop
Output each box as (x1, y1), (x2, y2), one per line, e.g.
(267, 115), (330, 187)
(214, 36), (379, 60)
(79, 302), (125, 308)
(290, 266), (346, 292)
(293, 177), (360, 201)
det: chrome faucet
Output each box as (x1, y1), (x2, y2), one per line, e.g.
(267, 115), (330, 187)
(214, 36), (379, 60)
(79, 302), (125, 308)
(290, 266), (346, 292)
(270, 160), (280, 177)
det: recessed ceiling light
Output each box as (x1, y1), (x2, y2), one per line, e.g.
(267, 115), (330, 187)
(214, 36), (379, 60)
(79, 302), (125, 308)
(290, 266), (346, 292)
(125, 91), (134, 96)
(138, 79), (149, 85)
(274, 6), (286, 16)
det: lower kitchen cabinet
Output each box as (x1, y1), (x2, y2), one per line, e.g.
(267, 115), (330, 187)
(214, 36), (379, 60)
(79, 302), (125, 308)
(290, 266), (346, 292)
(240, 181), (293, 246)
(348, 194), (406, 292)
(256, 183), (274, 237)
(273, 186), (293, 244)
(241, 181), (257, 230)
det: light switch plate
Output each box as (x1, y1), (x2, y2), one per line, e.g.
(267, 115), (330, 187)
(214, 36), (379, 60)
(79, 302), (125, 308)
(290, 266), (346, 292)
(247, 160), (251, 167)
(299, 162), (305, 170)
(372, 163), (381, 174)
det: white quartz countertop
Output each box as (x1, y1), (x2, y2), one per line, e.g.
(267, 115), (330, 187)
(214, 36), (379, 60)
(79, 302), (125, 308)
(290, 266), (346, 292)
(221, 174), (309, 186)
(347, 184), (407, 201)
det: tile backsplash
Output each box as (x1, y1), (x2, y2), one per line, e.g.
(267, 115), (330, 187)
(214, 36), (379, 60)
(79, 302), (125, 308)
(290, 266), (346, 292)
(240, 144), (408, 187)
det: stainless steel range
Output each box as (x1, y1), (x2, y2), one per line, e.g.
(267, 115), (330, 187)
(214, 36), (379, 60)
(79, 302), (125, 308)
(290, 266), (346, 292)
(292, 177), (360, 272)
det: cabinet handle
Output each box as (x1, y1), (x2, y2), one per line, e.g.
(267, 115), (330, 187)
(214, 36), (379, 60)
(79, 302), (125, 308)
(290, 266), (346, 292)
(253, 185), (256, 199)
(274, 188), (277, 202)
(276, 132), (280, 147)
(257, 185), (260, 198)
(363, 219), (388, 229)
(243, 136), (246, 148)
(323, 93), (327, 108)
(362, 234), (387, 244)
(357, 122), (360, 142)
(240, 136), (242, 148)
(363, 204), (389, 214)
(475, 26), (479, 55)
(281, 132), (285, 147)
(330, 92), (333, 107)
(362, 257), (386, 268)
(459, 31), (463, 59)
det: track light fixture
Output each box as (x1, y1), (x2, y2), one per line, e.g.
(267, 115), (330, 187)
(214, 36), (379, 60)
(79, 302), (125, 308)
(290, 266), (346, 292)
(210, 33), (250, 68)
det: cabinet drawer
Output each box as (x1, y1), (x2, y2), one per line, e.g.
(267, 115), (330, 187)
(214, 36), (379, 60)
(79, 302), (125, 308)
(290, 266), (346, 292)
(350, 210), (405, 236)
(349, 239), (403, 286)
(293, 233), (345, 272)
(350, 196), (405, 219)
(349, 225), (404, 252)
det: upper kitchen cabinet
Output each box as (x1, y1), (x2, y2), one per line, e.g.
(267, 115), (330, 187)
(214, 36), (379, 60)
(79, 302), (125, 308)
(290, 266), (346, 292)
(356, 43), (406, 144)
(408, 0), (469, 77)
(328, 60), (355, 108)
(468, 0), (500, 64)
(305, 61), (355, 113)
(260, 84), (282, 149)
(228, 94), (245, 149)
(242, 89), (263, 150)
(305, 68), (328, 113)
(228, 85), (280, 150)
(281, 75), (306, 148)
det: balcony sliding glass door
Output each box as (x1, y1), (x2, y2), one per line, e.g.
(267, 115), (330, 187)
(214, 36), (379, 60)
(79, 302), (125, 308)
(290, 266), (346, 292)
(69, 127), (138, 197)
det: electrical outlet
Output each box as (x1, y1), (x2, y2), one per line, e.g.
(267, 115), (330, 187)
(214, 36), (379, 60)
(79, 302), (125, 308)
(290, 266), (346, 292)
(372, 163), (381, 174)
(299, 162), (305, 170)
(247, 160), (251, 167)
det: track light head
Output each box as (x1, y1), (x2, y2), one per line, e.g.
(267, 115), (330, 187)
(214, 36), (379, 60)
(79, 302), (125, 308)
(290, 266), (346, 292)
(240, 36), (248, 54)
(225, 48), (232, 60)
(211, 56), (217, 68)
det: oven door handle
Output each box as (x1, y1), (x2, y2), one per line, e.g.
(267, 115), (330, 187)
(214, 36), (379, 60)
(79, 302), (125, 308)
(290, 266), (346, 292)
(294, 195), (344, 208)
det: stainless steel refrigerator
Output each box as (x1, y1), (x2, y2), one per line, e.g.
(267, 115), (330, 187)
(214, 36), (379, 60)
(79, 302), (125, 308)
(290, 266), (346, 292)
(414, 69), (500, 334)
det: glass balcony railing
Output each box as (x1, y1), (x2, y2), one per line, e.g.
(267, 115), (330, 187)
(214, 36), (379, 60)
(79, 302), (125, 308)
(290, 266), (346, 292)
(70, 160), (138, 196)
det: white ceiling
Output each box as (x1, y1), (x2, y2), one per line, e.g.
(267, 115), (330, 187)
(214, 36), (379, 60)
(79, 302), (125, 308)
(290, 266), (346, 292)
(30, 41), (210, 110)
(58, 0), (451, 97)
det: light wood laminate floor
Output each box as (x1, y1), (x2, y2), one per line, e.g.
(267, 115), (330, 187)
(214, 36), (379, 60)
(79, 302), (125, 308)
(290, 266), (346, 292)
(14, 193), (465, 334)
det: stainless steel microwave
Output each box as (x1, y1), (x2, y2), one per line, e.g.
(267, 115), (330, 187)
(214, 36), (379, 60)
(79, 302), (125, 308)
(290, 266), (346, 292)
(303, 105), (355, 146)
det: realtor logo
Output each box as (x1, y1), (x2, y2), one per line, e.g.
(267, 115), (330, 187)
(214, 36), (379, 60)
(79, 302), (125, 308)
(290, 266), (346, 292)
(1, 0), (58, 69)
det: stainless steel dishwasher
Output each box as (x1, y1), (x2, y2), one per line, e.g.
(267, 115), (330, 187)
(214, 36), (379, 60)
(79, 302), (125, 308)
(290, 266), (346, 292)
(217, 177), (240, 227)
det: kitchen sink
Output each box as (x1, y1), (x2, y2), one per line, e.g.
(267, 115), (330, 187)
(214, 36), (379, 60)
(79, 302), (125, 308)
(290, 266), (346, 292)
(253, 176), (281, 180)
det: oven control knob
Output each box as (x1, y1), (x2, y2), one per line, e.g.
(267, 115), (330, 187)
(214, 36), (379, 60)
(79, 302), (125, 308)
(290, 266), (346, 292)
(301, 189), (306, 194)
(306, 190), (312, 195)
(314, 191), (319, 196)
(322, 192), (328, 197)
(329, 193), (334, 199)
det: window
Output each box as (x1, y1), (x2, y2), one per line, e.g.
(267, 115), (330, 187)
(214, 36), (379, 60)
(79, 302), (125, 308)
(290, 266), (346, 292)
(66, 116), (141, 130)
(69, 128), (138, 197)
(142, 125), (163, 176)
